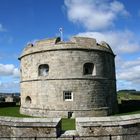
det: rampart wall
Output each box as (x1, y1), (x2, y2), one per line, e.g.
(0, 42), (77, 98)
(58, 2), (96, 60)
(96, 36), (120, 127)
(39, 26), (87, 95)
(0, 117), (61, 139)
(0, 114), (139, 140)
(76, 114), (140, 140)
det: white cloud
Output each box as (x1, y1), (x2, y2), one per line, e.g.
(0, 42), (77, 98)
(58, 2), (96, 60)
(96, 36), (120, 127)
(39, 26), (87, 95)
(116, 57), (140, 69)
(117, 80), (133, 90)
(76, 30), (140, 54)
(0, 64), (20, 92)
(13, 68), (20, 78)
(0, 24), (7, 32)
(116, 57), (140, 90)
(0, 64), (20, 78)
(0, 81), (20, 93)
(64, 0), (129, 30)
(116, 57), (140, 82)
(117, 66), (140, 82)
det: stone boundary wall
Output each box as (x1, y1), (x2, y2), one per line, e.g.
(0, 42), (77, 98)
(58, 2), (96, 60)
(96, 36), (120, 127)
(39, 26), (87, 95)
(0, 114), (140, 139)
(76, 114), (140, 140)
(0, 117), (61, 138)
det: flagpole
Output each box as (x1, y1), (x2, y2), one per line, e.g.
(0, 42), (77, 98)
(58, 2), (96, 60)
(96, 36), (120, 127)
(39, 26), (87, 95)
(59, 28), (63, 41)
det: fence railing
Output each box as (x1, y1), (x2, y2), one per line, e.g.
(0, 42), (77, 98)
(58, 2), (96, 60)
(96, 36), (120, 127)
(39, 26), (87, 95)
(0, 133), (140, 140)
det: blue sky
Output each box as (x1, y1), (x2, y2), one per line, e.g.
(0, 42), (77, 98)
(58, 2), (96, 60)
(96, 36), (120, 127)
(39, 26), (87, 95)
(0, 0), (140, 92)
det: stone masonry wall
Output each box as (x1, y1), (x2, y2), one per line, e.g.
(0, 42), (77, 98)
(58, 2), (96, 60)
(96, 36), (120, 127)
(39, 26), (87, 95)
(20, 50), (115, 81)
(20, 79), (115, 117)
(0, 117), (61, 139)
(20, 49), (117, 117)
(0, 115), (140, 140)
(76, 114), (140, 140)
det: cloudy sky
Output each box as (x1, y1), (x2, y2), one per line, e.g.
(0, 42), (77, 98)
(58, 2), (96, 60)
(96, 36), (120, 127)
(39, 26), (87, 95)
(0, 0), (140, 92)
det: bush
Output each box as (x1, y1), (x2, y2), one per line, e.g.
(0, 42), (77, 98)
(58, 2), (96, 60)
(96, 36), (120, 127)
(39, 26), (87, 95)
(0, 102), (16, 107)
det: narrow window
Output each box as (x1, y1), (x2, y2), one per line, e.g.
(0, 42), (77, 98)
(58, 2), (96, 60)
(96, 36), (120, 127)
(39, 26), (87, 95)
(63, 91), (73, 101)
(25, 96), (31, 104)
(38, 64), (49, 76)
(83, 63), (95, 75)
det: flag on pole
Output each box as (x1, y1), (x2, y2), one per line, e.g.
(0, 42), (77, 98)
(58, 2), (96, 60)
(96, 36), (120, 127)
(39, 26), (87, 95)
(59, 27), (63, 33)
(59, 27), (63, 41)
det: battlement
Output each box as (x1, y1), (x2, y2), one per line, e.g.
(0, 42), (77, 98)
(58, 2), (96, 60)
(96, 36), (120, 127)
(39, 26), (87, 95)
(35, 37), (61, 46)
(70, 36), (97, 47)
(19, 36), (114, 59)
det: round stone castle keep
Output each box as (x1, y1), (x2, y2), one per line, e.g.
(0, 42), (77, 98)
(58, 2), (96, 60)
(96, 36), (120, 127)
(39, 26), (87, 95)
(19, 36), (118, 118)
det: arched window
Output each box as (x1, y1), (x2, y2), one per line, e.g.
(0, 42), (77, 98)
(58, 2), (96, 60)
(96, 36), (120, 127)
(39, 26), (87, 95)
(38, 64), (49, 76)
(25, 96), (31, 104)
(83, 63), (95, 75)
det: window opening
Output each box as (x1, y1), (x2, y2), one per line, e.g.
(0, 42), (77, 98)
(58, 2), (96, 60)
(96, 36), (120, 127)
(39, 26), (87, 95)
(83, 63), (95, 75)
(25, 96), (31, 104)
(38, 64), (49, 76)
(63, 91), (73, 101)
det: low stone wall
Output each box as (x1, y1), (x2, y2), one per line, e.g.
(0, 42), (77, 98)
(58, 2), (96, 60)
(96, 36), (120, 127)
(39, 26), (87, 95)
(0, 114), (140, 140)
(76, 114), (140, 140)
(0, 117), (61, 139)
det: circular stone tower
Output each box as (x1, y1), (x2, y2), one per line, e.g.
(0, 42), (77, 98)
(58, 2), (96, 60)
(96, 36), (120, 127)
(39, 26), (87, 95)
(19, 36), (118, 118)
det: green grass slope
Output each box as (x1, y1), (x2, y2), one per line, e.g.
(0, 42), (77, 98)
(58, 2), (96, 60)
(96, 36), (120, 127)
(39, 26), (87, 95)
(0, 106), (31, 117)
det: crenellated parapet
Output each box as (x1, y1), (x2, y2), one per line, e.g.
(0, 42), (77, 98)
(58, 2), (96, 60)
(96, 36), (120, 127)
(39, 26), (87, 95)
(19, 37), (114, 60)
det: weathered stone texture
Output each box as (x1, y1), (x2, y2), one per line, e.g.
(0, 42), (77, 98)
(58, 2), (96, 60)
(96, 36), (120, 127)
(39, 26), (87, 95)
(0, 115), (140, 140)
(0, 117), (61, 139)
(76, 114), (140, 140)
(19, 36), (118, 117)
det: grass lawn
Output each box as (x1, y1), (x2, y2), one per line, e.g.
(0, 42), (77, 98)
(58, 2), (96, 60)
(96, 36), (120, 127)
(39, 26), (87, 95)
(117, 92), (140, 103)
(61, 118), (76, 131)
(0, 106), (31, 117)
(0, 106), (76, 131)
